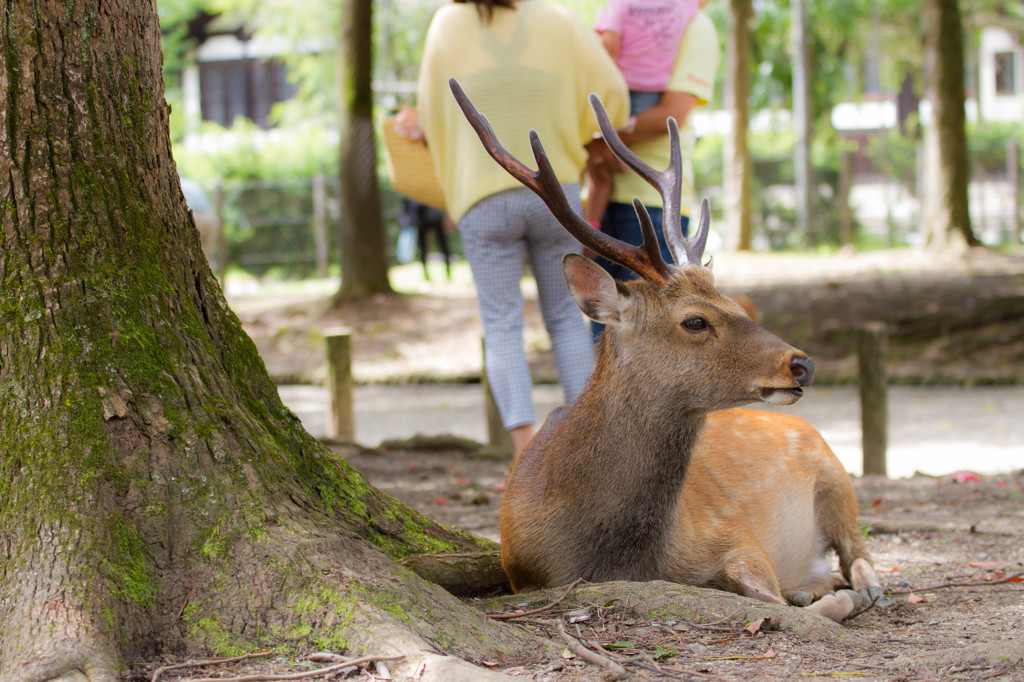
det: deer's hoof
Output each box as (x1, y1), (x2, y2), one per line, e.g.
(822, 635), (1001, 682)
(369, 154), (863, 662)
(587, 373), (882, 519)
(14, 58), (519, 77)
(789, 590), (814, 607)
(836, 588), (866, 610)
(859, 585), (897, 608)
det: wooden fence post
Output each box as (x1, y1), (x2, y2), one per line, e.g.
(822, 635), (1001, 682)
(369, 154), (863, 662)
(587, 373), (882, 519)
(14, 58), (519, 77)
(481, 339), (514, 453)
(326, 333), (355, 442)
(858, 322), (888, 477)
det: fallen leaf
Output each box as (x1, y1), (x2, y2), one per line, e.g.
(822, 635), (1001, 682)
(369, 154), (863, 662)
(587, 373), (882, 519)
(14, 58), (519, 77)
(433, 497), (449, 505)
(871, 497), (884, 510)
(744, 617), (769, 635)
(949, 471), (980, 483)
(760, 647), (777, 659)
(907, 592), (927, 604)
(969, 561), (999, 568)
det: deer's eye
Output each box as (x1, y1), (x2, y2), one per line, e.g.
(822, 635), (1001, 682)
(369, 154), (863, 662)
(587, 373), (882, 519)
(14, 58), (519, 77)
(682, 317), (708, 332)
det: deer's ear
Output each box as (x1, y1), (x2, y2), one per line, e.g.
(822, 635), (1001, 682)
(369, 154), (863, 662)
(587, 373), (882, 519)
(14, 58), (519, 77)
(563, 253), (628, 326)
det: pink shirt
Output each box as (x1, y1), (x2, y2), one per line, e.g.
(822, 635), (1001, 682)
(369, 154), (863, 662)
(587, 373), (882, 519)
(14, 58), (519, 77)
(595, 0), (699, 92)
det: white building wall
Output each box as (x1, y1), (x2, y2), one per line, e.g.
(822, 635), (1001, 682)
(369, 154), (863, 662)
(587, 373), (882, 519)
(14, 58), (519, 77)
(977, 26), (1024, 122)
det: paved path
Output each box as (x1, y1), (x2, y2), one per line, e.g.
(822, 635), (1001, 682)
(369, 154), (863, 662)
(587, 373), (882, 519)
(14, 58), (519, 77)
(279, 384), (1024, 479)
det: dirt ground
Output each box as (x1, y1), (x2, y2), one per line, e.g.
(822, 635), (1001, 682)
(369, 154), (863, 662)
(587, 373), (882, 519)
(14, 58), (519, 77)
(332, 441), (1024, 681)
(188, 247), (1024, 681)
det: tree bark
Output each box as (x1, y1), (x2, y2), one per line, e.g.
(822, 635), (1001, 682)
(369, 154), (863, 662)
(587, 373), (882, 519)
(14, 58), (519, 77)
(0, 3), (526, 680)
(337, 0), (393, 299)
(724, 0), (753, 251)
(790, 0), (814, 247)
(920, 0), (980, 250)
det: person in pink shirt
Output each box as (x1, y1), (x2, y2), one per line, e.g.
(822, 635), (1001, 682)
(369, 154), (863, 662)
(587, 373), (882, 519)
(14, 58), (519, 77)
(584, 0), (702, 229)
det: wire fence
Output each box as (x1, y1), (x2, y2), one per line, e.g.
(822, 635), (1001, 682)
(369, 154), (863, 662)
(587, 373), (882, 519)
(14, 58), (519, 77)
(193, 176), (418, 279)
(695, 138), (1023, 250)
(191, 142), (1022, 279)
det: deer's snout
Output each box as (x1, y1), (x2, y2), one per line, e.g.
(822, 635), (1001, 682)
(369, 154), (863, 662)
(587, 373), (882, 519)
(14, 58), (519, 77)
(790, 355), (815, 386)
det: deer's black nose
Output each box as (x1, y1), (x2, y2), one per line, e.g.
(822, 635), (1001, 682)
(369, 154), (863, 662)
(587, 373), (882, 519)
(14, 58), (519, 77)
(790, 356), (815, 386)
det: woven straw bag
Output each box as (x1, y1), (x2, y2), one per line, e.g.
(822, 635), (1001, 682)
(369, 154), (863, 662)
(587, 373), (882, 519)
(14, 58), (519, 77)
(382, 109), (446, 211)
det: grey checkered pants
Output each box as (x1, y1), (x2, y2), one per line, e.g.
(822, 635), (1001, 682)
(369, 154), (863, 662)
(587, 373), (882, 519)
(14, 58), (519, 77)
(459, 185), (595, 430)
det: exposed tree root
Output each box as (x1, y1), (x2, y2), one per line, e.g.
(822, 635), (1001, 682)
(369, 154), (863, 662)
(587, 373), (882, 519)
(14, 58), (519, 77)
(483, 580), (864, 644)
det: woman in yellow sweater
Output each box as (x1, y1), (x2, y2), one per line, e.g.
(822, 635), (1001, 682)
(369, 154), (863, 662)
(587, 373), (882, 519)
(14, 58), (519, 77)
(417, 0), (629, 455)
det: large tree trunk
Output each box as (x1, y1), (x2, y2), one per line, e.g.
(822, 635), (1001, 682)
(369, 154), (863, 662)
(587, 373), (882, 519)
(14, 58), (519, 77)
(920, 0), (980, 250)
(337, 0), (393, 299)
(724, 0), (753, 251)
(0, 3), (524, 680)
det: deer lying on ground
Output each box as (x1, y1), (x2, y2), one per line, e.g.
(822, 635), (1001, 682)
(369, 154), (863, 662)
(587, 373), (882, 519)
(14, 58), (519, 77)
(450, 79), (884, 622)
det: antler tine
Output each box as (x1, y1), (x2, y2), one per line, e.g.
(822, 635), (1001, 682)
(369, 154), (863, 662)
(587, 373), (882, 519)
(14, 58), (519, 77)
(632, 198), (670, 271)
(684, 198), (711, 266)
(450, 78), (672, 284)
(589, 94), (692, 267)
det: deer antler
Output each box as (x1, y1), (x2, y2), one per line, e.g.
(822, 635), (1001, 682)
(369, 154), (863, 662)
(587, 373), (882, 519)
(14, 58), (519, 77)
(588, 95), (709, 267)
(449, 78), (673, 285)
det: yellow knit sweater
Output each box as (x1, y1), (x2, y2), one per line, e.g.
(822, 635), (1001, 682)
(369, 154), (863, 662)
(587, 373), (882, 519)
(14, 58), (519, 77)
(417, 1), (629, 224)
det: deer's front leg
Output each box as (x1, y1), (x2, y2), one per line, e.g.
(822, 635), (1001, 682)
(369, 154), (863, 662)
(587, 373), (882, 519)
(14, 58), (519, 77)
(722, 553), (871, 623)
(850, 556), (891, 606)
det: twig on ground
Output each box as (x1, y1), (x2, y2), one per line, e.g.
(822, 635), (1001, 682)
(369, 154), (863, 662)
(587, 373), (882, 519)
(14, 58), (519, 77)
(977, 656), (1023, 680)
(588, 639), (621, 659)
(489, 578), (585, 619)
(843, 593), (881, 622)
(634, 661), (685, 679)
(892, 571), (1024, 593)
(557, 621), (627, 680)
(811, 650), (892, 673)
(637, 662), (730, 681)
(170, 654), (404, 682)
(152, 652), (275, 682)
(306, 653), (347, 663)
(678, 616), (740, 631)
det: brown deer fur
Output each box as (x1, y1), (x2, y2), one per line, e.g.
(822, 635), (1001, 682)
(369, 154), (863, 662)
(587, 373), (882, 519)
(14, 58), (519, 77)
(499, 260), (882, 622)
(449, 79), (882, 622)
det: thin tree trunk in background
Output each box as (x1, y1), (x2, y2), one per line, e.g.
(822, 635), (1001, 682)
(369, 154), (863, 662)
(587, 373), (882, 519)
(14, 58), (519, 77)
(791, 0), (814, 247)
(724, 0), (753, 251)
(337, 0), (392, 299)
(1009, 140), (1021, 244)
(839, 149), (855, 245)
(920, 0), (979, 250)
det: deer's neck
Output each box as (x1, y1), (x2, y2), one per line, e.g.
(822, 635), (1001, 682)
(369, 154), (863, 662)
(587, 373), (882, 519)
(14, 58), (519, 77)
(559, 357), (708, 580)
